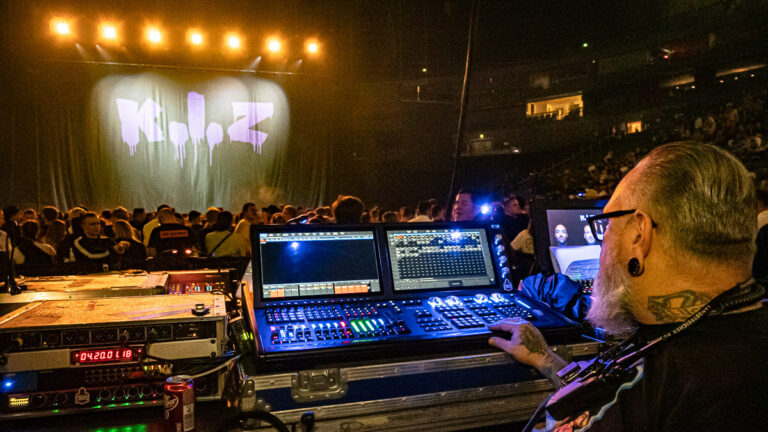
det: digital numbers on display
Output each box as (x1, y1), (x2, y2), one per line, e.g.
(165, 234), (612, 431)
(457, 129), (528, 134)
(71, 348), (138, 364)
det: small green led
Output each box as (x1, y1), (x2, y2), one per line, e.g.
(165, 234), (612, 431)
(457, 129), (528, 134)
(93, 405), (102, 409)
(350, 321), (360, 332)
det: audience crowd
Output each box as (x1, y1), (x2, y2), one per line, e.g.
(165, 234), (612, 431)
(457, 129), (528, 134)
(1, 82), (766, 280)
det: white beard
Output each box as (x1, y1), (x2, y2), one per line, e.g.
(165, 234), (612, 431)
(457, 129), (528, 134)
(587, 244), (639, 336)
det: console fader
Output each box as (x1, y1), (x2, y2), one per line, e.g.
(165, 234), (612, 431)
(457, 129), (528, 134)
(245, 223), (580, 365)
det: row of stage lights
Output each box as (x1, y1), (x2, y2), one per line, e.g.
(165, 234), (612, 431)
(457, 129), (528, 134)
(49, 18), (320, 56)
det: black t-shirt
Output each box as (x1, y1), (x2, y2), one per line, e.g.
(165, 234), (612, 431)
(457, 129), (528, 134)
(554, 306), (768, 431)
(147, 223), (197, 254)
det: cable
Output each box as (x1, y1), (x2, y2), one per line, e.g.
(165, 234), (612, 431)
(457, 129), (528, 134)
(191, 355), (241, 379)
(445, 0), (480, 207)
(218, 410), (290, 432)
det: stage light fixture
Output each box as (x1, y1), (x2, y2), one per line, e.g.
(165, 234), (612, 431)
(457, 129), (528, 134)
(187, 29), (204, 46)
(226, 33), (241, 50)
(266, 37), (281, 53)
(99, 23), (118, 41)
(304, 38), (319, 55)
(50, 18), (72, 36)
(146, 27), (162, 44)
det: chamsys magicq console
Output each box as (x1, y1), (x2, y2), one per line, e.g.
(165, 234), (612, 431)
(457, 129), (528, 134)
(243, 223), (580, 368)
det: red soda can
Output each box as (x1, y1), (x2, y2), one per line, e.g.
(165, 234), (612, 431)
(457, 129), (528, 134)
(164, 375), (195, 432)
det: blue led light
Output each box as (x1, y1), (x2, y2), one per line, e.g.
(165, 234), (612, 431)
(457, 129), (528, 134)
(3, 380), (12, 389)
(480, 203), (492, 215)
(290, 241), (300, 250)
(450, 231), (461, 240)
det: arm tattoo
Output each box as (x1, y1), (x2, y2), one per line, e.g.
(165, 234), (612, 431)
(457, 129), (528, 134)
(539, 353), (568, 389)
(647, 290), (712, 322)
(520, 326), (546, 355)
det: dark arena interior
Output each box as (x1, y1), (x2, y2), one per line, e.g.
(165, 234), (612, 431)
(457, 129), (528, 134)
(0, 1), (767, 431)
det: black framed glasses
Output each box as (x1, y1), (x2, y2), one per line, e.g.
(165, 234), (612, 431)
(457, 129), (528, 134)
(587, 209), (658, 242)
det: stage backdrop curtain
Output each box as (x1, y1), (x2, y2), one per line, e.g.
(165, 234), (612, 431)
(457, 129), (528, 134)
(0, 63), (335, 212)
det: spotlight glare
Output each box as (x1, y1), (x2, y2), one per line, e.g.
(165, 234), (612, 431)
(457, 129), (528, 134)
(226, 33), (241, 49)
(480, 204), (492, 215)
(304, 38), (320, 56)
(190, 32), (203, 45)
(307, 42), (318, 53)
(267, 37), (281, 53)
(146, 27), (162, 44)
(100, 23), (117, 41)
(51, 18), (72, 36)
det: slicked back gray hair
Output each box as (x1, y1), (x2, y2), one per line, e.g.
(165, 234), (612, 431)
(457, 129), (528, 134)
(628, 142), (756, 264)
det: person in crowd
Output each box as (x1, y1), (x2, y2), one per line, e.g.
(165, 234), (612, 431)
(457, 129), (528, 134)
(234, 202), (259, 247)
(205, 211), (249, 257)
(399, 206), (415, 222)
(21, 208), (37, 222)
(381, 211), (399, 223)
(39, 206), (60, 240)
(501, 193), (529, 241)
(199, 206), (221, 252)
(429, 204), (446, 222)
(187, 210), (204, 245)
(271, 213), (287, 224)
(1, 206), (22, 244)
(554, 224), (568, 246)
(112, 220), (147, 269)
(369, 206), (381, 223)
(332, 196), (364, 224)
(451, 189), (478, 222)
(0, 210), (7, 253)
(101, 209), (115, 238)
(56, 207), (87, 263)
(282, 205), (298, 221)
(130, 208), (148, 233)
(143, 204), (171, 246)
(754, 187), (768, 280)
(409, 201), (433, 222)
(14, 220), (56, 266)
(71, 212), (129, 272)
(489, 142), (766, 430)
(146, 208), (197, 257)
(41, 219), (67, 250)
(510, 218), (534, 255)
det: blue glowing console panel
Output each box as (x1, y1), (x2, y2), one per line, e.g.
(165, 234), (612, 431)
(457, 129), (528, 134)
(245, 223), (580, 367)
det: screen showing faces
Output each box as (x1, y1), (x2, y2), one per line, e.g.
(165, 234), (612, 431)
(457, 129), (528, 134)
(545, 209), (603, 280)
(258, 231), (381, 299)
(386, 228), (496, 292)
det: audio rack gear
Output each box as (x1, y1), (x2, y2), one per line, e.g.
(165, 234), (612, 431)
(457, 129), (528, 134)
(0, 293), (228, 418)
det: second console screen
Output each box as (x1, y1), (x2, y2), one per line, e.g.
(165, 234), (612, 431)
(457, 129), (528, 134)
(387, 228), (495, 292)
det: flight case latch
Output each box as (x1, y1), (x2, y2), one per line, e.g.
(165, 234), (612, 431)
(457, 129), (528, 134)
(291, 368), (348, 402)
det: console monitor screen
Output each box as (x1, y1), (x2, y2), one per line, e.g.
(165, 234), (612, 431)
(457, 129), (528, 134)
(257, 231), (381, 299)
(545, 209), (603, 281)
(386, 228), (496, 292)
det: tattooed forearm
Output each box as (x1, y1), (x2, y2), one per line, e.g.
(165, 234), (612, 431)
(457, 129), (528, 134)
(647, 290), (712, 322)
(520, 326), (546, 355)
(539, 352), (568, 389)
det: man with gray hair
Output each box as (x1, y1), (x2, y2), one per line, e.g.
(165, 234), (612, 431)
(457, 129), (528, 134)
(489, 142), (766, 430)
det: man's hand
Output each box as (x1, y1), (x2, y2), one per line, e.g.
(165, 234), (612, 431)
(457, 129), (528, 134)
(488, 318), (567, 386)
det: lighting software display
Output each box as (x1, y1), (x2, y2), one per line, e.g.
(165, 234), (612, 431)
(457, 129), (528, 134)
(258, 231), (381, 299)
(386, 228), (496, 291)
